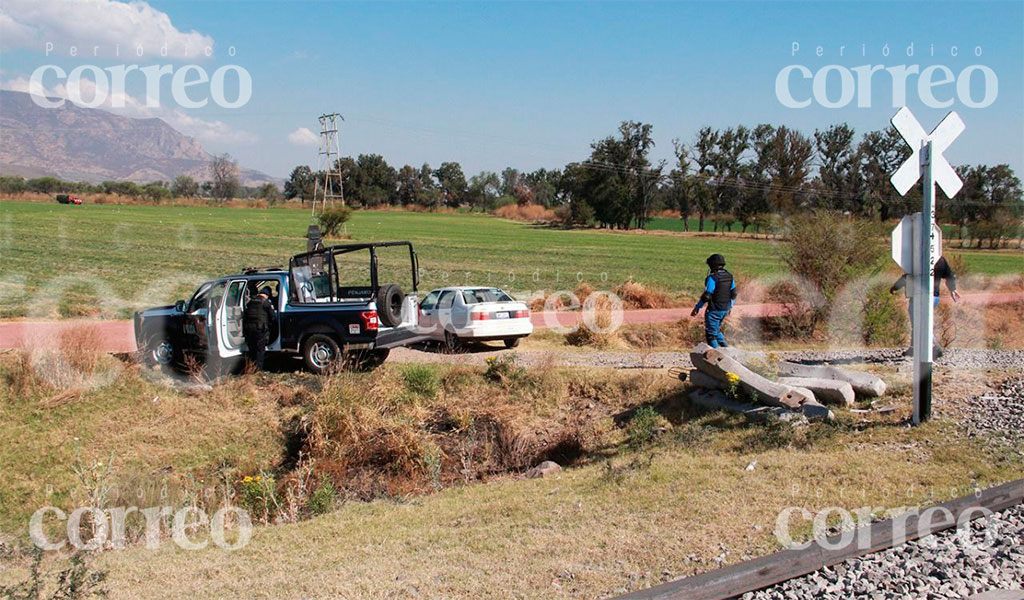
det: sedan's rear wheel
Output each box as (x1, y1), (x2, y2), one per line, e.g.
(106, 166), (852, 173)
(303, 334), (340, 375)
(443, 330), (462, 353)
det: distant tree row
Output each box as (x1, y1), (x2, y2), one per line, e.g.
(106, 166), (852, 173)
(284, 157), (563, 212)
(283, 120), (1021, 246)
(0, 153), (281, 203)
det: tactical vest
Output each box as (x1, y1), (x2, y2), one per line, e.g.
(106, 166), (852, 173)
(709, 269), (734, 311)
(243, 298), (271, 331)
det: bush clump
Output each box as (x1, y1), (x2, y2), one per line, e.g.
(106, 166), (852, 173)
(626, 405), (662, 448)
(317, 206), (352, 237)
(777, 211), (887, 335)
(863, 284), (907, 346)
(401, 364), (440, 399)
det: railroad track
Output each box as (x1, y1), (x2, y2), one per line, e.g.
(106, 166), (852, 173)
(615, 479), (1024, 600)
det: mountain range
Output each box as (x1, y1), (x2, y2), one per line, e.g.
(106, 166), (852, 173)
(0, 90), (277, 186)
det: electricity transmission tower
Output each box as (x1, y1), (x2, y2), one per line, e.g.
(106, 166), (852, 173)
(311, 112), (344, 218)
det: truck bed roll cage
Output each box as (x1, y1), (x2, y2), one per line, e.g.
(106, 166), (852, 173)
(288, 241), (420, 303)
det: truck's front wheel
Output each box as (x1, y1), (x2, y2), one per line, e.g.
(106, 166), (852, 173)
(303, 334), (340, 374)
(142, 333), (176, 368)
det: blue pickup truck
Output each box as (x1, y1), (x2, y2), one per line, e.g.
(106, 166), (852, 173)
(133, 241), (427, 373)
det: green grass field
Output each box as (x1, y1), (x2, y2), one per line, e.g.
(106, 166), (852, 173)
(645, 215), (1007, 242)
(0, 200), (1020, 318)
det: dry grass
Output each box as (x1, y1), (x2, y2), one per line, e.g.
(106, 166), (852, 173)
(91, 370), (1022, 599)
(494, 203), (557, 222)
(611, 278), (680, 309)
(301, 365), (653, 500)
(0, 358), (287, 535)
(3, 345), (1021, 599)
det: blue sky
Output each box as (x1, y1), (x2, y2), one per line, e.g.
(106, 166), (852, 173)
(2, 0), (1022, 179)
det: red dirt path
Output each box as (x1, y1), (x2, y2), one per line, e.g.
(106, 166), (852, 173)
(1, 292), (1020, 354)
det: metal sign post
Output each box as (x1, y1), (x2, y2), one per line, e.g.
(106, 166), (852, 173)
(889, 107), (964, 425)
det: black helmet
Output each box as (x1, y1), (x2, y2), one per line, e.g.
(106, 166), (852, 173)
(706, 253), (726, 268)
(259, 286), (273, 297)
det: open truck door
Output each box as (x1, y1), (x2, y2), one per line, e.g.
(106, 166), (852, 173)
(213, 279), (248, 358)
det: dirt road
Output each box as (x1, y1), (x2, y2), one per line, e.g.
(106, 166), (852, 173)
(1, 292), (1020, 354)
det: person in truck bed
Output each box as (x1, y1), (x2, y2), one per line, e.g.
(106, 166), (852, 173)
(243, 287), (276, 370)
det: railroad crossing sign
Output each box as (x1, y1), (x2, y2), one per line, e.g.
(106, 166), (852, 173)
(890, 107), (965, 198)
(889, 107), (964, 426)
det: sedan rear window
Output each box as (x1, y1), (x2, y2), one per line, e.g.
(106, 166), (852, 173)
(462, 288), (513, 304)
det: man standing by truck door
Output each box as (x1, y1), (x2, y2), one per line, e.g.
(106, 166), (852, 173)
(243, 287), (276, 371)
(690, 254), (736, 348)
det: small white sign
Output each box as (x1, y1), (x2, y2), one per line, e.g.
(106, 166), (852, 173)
(891, 214), (942, 273)
(348, 324), (360, 335)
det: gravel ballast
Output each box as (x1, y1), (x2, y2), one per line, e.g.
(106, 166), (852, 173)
(953, 376), (1024, 458)
(741, 503), (1024, 600)
(389, 346), (1024, 371)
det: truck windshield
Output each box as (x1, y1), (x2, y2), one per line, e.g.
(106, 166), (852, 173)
(187, 283), (213, 312)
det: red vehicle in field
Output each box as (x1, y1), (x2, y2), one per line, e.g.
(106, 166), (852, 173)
(55, 194), (82, 205)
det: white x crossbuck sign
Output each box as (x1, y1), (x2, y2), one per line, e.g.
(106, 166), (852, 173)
(890, 107), (965, 198)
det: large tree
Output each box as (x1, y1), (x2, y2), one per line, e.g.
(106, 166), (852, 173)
(709, 125), (750, 231)
(580, 121), (661, 229)
(210, 153), (240, 201)
(765, 126), (813, 213)
(283, 165), (315, 203)
(814, 123), (863, 211)
(857, 127), (908, 220)
(434, 162), (467, 207)
(466, 171), (501, 210)
(171, 175), (199, 198)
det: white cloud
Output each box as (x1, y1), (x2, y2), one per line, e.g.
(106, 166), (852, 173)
(1, 76), (256, 145)
(0, 0), (215, 59)
(288, 127), (319, 146)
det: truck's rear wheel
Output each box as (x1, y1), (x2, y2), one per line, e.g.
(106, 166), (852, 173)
(303, 334), (340, 374)
(503, 337), (521, 349)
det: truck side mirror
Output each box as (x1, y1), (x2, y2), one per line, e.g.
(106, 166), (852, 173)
(174, 300), (186, 312)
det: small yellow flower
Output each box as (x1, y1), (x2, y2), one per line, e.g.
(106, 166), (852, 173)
(726, 372), (741, 385)
(242, 476), (254, 483)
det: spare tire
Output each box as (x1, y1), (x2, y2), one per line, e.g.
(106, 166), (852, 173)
(377, 283), (404, 328)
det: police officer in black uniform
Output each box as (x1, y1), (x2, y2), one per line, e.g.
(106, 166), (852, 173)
(243, 286), (276, 371)
(690, 254), (737, 348)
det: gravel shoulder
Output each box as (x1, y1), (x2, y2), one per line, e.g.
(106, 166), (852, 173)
(389, 345), (1024, 372)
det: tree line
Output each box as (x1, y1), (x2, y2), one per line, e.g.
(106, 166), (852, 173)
(0, 153), (281, 203)
(283, 120), (1022, 245)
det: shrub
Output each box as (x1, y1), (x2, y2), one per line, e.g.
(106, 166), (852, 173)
(612, 278), (673, 309)
(626, 405), (661, 448)
(317, 206), (353, 237)
(239, 474), (279, 523)
(484, 354), (527, 385)
(863, 284), (907, 346)
(401, 364), (440, 399)
(306, 480), (336, 516)
(777, 211), (887, 335)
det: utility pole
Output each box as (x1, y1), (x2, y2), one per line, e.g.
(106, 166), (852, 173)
(312, 112), (345, 219)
